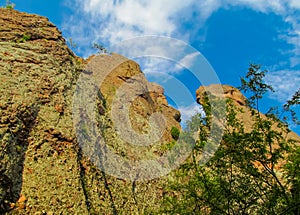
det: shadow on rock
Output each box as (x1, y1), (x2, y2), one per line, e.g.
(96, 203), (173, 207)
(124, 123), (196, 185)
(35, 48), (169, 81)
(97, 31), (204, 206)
(0, 103), (39, 213)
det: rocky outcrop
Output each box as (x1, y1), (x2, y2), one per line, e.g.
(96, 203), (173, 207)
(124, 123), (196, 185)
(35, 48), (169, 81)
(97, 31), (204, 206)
(86, 54), (180, 144)
(0, 8), (180, 214)
(196, 84), (300, 141)
(196, 84), (246, 106)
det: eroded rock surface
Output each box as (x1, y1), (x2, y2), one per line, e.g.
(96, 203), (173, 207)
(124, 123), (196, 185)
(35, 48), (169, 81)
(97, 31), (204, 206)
(0, 8), (180, 214)
(196, 84), (300, 141)
(196, 84), (246, 106)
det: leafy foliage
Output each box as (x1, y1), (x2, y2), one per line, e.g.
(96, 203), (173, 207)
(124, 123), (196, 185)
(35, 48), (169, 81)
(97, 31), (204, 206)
(5, 0), (15, 9)
(170, 126), (180, 140)
(239, 64), (274, 110)
(284, 89), (300, 126)
(160, 64), (300, 214)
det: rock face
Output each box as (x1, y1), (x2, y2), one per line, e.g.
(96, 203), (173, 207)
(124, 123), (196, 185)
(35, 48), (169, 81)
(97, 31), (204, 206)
(0, 8), (180, 214)
(196, 84), (246, 106)
(0, 8), (89, 214)
(196, 84), (300, 141)
(86, 54), (180, 144)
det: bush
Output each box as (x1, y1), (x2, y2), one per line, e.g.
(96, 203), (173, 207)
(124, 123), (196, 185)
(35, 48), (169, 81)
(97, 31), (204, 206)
(170, 126), (180, 140)
(5, 0), (15, 9)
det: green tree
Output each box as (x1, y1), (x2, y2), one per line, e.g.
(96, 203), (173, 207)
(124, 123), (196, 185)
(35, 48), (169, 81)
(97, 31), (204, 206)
(160, 64), (300, 214)
(239, 63), (274, 110)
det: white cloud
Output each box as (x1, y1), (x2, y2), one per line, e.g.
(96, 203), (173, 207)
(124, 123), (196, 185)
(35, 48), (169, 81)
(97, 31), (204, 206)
(138, 58), (180, 75)
(64, 0), (300, 61)
(136, 53), (200, 75)
(289, 0), (300, 9)
(178, 103), (205, 125)
(283, 15), (300, 67)
(176, 52), (200, 70)
(195, 0), (222, 19)
(63, 0), (300, 103)
(228, 0), (285, 13)
(265, 70), (300, 102)
(114, 1), (173, 35)
(132, 52), (203, 76)
(68, 0), (194, 44)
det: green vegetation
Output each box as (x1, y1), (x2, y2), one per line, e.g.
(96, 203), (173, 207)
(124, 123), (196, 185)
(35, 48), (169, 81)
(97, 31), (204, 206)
(160, 64), (300, 214)
(170, 126), (180, 140)
(239, 63), (274, 110)
(17, 34), (31, 43)
(5, 0), (15, 9)
(160, 140), (176, 152)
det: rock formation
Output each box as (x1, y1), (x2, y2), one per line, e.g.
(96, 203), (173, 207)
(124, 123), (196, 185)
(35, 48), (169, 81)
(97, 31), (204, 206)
(196, 84), (300, 142)
(1, 7), (299, 214)
(196, 84), (246, 106)
(0, 8), (180, 214)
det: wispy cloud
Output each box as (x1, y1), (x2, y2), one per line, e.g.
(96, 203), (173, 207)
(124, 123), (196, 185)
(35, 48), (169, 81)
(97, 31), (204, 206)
(178, 103), (205, 125)
(134, 52), (200, 76)
(283, 15), (300, 67)
(63, 0), (194, 46)
(289, 0), (300, 9)
(175, 52), (200, 71)
(137, 58), (181, 75)
(63, 0), (300, 64)
(63, 0), (300, 106)
(228, 0), (285, 13)
(265, 70), (300, 102)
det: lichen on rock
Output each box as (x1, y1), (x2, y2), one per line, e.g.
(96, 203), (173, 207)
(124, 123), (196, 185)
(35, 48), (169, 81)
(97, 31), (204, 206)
(0, 8), (181, 214)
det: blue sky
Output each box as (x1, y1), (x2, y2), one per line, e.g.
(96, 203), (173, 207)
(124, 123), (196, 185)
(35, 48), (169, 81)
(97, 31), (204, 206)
(2, 0), (300, 133)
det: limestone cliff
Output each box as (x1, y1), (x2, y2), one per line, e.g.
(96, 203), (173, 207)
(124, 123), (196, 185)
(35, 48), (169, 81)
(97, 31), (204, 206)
(0, 8), (180, 214)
